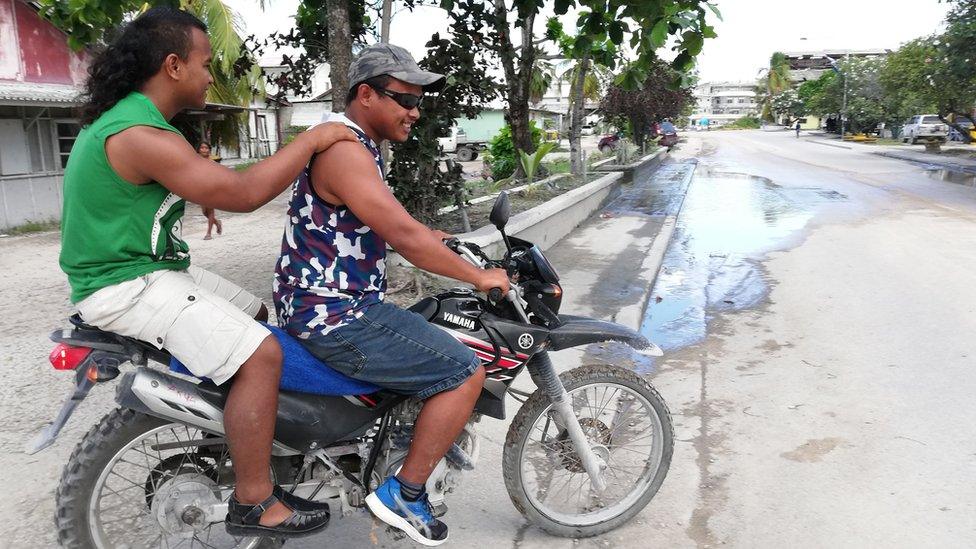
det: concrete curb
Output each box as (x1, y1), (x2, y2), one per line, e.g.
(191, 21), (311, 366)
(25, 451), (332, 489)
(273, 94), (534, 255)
(873, 150), (976, 173)
(389, 170), (625, 267)
(594, 148), (667, 174)
(613, 161), (698, 331)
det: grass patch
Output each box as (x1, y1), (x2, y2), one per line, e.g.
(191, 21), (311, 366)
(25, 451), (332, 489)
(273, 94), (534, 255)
(543, 158), (571, 174)
(3, 219), (59, 236)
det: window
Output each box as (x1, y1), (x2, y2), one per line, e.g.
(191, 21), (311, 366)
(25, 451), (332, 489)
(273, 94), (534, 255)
(255, 114), (271, 157)
(0, 107), (80, 176)
(56, 122), (80, 169)
(27, 119), (56, 173)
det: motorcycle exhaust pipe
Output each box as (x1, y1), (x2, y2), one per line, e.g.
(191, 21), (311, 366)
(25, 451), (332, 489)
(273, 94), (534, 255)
(116, 368), (227, 435)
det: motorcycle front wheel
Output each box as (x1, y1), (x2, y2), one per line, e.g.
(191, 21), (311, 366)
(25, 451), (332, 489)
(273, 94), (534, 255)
(503, 364), (674, 538)
(55, 407), (283, 549)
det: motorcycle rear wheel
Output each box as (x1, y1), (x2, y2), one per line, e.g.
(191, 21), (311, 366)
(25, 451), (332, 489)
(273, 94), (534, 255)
(55, 407), (283, 549)
(502, 364), (673, 538)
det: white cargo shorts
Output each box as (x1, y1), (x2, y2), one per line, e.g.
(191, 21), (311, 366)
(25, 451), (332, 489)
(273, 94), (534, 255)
(76, 265), (271, 385)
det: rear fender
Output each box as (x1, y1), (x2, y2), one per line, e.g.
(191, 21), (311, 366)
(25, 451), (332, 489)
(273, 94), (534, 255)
(548, 315), (663, 356)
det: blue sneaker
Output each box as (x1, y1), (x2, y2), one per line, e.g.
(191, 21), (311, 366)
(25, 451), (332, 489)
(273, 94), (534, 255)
(365, 477), (448, 546)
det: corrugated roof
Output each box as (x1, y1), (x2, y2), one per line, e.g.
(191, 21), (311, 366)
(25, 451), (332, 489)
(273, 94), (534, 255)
(0, 82), (83, 106)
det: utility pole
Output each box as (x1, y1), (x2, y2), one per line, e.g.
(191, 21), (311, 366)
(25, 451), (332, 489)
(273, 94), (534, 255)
(825, 54), (848, 136)
(380, 0), (392, 43)
(380, 0), (393, 164)
(841, 66), (848, 137)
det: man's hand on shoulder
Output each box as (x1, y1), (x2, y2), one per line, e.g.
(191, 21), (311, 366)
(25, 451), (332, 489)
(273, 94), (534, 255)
(307, 123), (358, 153)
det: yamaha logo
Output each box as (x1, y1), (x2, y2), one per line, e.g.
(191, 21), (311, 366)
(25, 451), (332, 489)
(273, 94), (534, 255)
(442, 312), (475, 331)
(517, 333), (534, 349)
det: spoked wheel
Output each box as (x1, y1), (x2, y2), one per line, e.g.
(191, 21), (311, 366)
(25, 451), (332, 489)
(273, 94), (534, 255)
(503, 365), (673, 538)
(55, 407), (283, 549)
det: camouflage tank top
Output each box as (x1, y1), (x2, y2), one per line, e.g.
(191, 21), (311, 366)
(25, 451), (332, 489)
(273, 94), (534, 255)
(273, 116), (387, 338)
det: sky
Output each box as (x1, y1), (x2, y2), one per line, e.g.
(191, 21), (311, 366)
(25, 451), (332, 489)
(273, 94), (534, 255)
(223, 0), (953, 83)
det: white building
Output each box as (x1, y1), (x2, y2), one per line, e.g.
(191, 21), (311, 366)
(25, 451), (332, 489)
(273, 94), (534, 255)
(690, 81), (758, 127)
(783, 49), (890, 83)
(261, 59), (334, 128)
(0, 0), (281, 231)
(533, 70), (600, 133)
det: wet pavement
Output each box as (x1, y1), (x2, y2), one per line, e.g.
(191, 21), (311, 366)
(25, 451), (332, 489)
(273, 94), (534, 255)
(640, 168), (848, 360)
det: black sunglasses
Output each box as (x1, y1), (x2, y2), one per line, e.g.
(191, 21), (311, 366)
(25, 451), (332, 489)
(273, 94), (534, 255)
(369, 84), (423, 110)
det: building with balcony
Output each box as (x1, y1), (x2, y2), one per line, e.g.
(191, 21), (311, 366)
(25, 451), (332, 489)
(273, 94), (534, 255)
(689, 81), (759, 128)
(783, 49), (890, 83)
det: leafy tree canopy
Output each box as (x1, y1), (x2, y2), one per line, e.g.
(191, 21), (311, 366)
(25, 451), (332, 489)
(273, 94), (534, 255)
(599, 57), (693, 147)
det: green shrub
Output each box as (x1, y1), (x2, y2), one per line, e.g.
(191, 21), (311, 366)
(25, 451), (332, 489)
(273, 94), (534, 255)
(485, 122), (543, 181)
(726, 116), (761, 129)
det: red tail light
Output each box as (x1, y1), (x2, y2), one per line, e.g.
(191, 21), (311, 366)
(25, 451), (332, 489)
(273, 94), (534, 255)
(49, 343), (92, 371)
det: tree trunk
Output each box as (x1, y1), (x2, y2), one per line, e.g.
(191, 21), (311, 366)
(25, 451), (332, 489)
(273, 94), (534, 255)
(631, 116), (645, 149)
(569, 55), (590, 176)
(491, 0), (536, 173)
(326, 0), (353, 112)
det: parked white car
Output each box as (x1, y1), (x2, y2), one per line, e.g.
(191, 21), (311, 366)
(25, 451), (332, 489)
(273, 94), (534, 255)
(901, 115), (949, 144)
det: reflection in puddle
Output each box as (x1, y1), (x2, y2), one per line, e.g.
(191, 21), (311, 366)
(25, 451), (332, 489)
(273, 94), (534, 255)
(638, 171), (843, 368)
(926, 168), (976, 187)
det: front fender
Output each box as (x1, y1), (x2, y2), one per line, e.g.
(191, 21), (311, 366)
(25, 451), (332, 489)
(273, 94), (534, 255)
(548, 315), (663, 356)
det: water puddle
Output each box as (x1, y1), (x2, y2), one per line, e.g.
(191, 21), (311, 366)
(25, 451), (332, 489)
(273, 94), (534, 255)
(637, 170), (845, 367)
(926, 167), (976, 187)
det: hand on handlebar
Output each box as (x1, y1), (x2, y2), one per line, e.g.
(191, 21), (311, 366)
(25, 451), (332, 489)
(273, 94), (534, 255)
(475, 268), (510, 296)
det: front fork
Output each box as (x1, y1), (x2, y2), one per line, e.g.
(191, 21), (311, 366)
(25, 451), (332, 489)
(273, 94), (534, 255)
(527, 352), (608, 492)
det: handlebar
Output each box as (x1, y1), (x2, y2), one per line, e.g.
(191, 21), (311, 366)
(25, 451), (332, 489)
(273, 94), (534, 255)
(488, 287), (505, 302)
(446, 239), (511, 303)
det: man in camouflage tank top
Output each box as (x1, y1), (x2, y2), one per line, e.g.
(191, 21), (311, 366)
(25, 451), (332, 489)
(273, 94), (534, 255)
(273, 44), (510, 545)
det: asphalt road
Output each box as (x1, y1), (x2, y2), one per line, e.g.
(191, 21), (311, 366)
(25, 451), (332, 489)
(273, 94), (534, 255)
(3, 129), (975, 547)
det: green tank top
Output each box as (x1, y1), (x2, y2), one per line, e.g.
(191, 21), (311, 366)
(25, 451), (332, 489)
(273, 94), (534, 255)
(59, 92), (191, 303)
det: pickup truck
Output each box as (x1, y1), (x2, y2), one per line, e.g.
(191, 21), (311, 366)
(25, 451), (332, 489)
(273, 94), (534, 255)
(901, 115), (949, 144)
(438, 123), (505, 162)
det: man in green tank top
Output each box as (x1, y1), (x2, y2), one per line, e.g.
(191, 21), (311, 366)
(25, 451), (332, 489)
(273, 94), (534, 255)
(58, 7), (354, 537)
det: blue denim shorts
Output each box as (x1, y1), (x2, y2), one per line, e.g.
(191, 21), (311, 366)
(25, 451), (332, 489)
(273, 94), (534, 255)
(302, 302), (480, 400)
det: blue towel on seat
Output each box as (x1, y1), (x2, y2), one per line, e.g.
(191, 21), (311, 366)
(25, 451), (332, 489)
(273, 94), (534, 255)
(169, 323), (380, 396)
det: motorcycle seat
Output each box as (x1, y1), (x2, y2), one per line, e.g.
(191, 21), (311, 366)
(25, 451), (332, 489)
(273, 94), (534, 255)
(67, 314), (379, 396)
(169, 323), (381, 396)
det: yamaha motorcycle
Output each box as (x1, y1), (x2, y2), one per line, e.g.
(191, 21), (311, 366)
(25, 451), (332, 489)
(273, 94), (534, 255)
(30, 192), (674, 548)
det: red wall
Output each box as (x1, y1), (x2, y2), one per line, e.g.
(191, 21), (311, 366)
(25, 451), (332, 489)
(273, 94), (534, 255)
(2, 0), (88, 85)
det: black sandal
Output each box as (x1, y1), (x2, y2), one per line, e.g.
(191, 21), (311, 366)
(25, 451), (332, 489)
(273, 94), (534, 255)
(225, 485), (330, 538)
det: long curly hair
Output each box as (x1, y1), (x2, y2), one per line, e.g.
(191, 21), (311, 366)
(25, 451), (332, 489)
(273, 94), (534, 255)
(80, 7), (207, 126)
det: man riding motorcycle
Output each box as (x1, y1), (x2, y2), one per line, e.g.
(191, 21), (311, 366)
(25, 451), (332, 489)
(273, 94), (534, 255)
(272, 43), (509, 546)
(57, 6), (355, 539)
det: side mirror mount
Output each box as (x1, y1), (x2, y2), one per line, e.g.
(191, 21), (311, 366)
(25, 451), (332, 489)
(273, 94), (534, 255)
(490, 191), (511, 231)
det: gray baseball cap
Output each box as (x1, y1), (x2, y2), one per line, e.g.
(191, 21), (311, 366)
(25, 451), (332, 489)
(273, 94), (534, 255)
(347, 43), (446, 93)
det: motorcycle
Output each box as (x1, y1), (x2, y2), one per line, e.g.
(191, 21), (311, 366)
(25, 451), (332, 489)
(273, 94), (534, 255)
(597, 133), (622, 154)
(30, 191), (674, 548)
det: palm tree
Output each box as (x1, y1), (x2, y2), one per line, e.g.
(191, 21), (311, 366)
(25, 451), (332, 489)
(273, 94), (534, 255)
(530, 52), (556, 104)
(757, 51), (792, 122)
(180, 0), (264, 148)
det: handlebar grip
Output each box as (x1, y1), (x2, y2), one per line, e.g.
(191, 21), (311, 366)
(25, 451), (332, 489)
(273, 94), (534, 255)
(488, 288), (504, 302)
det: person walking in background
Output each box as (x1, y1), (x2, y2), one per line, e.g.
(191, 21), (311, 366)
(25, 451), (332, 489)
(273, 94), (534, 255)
(196, 141), (223, 239)
(795, 119), (802, 138)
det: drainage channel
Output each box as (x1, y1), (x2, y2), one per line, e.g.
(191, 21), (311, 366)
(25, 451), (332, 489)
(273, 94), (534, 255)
(636, 169), (846, 372)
